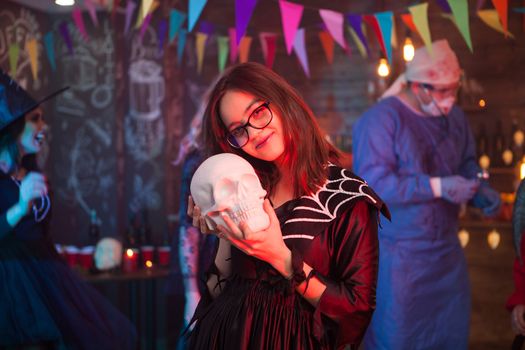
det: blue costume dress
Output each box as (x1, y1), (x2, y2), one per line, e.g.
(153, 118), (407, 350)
(0, 171), (136, 349)
(352, 97), (480, 349)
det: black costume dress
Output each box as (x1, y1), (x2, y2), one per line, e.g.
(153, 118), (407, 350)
(0, 172), (136, 349)
(187, 165), (389, 350)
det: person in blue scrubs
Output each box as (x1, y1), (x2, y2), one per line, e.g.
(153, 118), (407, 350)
(352, 40), (501, 349)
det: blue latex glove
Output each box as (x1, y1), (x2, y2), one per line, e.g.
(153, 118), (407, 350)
(441, 176), (480, 204)
(471, 184), (501, 217)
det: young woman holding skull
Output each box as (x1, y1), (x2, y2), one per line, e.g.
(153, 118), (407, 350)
(187, 62), (390, 349)
(0, 70), (136, 349)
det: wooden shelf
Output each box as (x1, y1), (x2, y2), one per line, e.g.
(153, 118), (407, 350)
(459, 219), (512, 230)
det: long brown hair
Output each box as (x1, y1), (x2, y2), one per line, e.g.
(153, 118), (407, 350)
(201, 62), (341, 197)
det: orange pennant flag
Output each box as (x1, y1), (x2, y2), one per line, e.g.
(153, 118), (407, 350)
(400, 13), (419, 36)
(318, 31), (334, 64)
(238, 36), (252, 63)
(491, 0), (508, 37)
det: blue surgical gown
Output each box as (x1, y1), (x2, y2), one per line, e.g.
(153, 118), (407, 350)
(352, 96), (479, 350)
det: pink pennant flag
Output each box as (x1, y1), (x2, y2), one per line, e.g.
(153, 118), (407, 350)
(84, 0), (99, 27)
(318, 30), (334, 64)
(293, 28), (309, 77)
(229, 28), (239, 63)
(279, 0), (303, 55)
(72, 8), (89, 41)
(318, 9), (345, 49)
(259, 32), (277, 68)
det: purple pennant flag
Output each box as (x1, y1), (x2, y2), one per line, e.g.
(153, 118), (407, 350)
(124, 1), (137, 35)
(199, 21), (215, 36)
(235, 0), (257, 45)
(346, 14), (369, 55)
(157, 19), (167, 55)
(435, 0), (452, 13)
(139, 13), (153, 43)
(59, 21), (73, 54)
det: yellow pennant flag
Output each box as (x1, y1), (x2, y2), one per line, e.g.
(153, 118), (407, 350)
(25, 38), (38, 81)
(391, 17), (398, 49)
(135, 0), (158, 29)
(477, 9), (514, 38)
(409, 3), (433, 56)
(238, 36), (252, 63)
(347, 26), (367, 58)
(195, 32), (208, 74)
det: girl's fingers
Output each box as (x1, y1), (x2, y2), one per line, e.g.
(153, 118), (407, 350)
(220, 214), (244, 240)
(192, 206), (201, 227)
(187, 196), (194, 217)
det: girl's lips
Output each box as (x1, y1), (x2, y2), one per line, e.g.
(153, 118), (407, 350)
(255, 132), (273, 149)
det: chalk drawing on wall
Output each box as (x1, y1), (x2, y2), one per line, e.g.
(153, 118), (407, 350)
(128, 172), (162, 213)
(0, 8), (43, 89)
(126, 25), (165, 162)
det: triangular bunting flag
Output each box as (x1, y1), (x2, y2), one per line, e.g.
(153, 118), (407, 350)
(400, 13), (419, 36)
(169, 9), (186, 43)
(319, 9), (346, 49)
(347, 14), (369, 56)
(217, 36), (229, 73)
(25, 39), (38, 80)
(279, 0), (304, 55)
(9, 44), (19, 76)
(236, 0), (258, 45)
(44, 32), (56, 71)
(188, 0), (208, 32)
(391, 17), (398, 49)
(409, 3), (433, 56)
(238, 36), (252, 63)
(491, 0), (509, 37)
(177, 29), (187, 64)
(72, 8), (89, 41)
(196, 32), (208, 74)
(347, 27), (367, 58)
(124, 1), (136, 35)
(363, 15), (384, 55)
(436, 0), (453, 13)
(259, 32), (277, 68)
(293, 28), (309, 77)
(59, 21), (73, 54)
(318, 30), (334, 64)
(229, 28), (239, 64)
(375, 12), (393, 63)
(477, 9), (514, 37)
(136, 0), (153, 28)
(84, 0), (99, 27)
(447, 0), (473, 52)
(158, 19), (168, 54)
(139, 13), (153, 43)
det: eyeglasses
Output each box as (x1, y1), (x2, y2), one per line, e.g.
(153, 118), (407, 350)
(421, 82), (461, 97)
(226, 101), (273, 149)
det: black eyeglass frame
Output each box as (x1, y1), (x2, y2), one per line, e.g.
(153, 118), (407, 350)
(225, 101), (273, 149)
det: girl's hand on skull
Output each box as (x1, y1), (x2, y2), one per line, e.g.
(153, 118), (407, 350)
(187, 196), (217, 235)
(216, 199), (291, 272)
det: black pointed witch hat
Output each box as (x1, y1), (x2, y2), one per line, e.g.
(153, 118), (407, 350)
(0, 69), (69, 132)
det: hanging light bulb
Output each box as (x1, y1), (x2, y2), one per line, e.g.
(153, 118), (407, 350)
(403, 37), (415, 62)
(377, 58), (390, 77)
(458, 229), (470, 248)
(55, 0), (75, 5)
(487, 229), (501, 250)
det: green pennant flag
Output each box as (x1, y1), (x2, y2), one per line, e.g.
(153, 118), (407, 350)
(217, 36), (229, 73)
(9, 44), (20, 76)
(447, 0), (473, 52)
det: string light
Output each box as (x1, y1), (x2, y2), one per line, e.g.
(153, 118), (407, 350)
(377, 58), (390, 77)
(55, 0), (75, 5)
(487, 229), (501, 250)
(403, 37), (415, 62)
(458, 229), (469, 248)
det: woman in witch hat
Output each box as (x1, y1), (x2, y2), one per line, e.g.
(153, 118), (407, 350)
(0, 69), (136, 349)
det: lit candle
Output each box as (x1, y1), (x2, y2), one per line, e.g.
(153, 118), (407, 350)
(122, 248), (139, 273)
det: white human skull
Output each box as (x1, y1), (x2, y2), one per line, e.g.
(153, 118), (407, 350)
(190, 153), (270, 232)
(94, 238), (123, 270)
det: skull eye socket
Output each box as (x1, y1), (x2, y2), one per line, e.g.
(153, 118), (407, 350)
(213, 178), (236, 203)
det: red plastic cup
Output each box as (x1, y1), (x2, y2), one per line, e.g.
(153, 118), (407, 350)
(64, 246), (79, 267)
(157, 246), (171, 267)
(140, 246), (154, 268)
(122, 248), (139, 273)
(79, 246), (94, 270)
